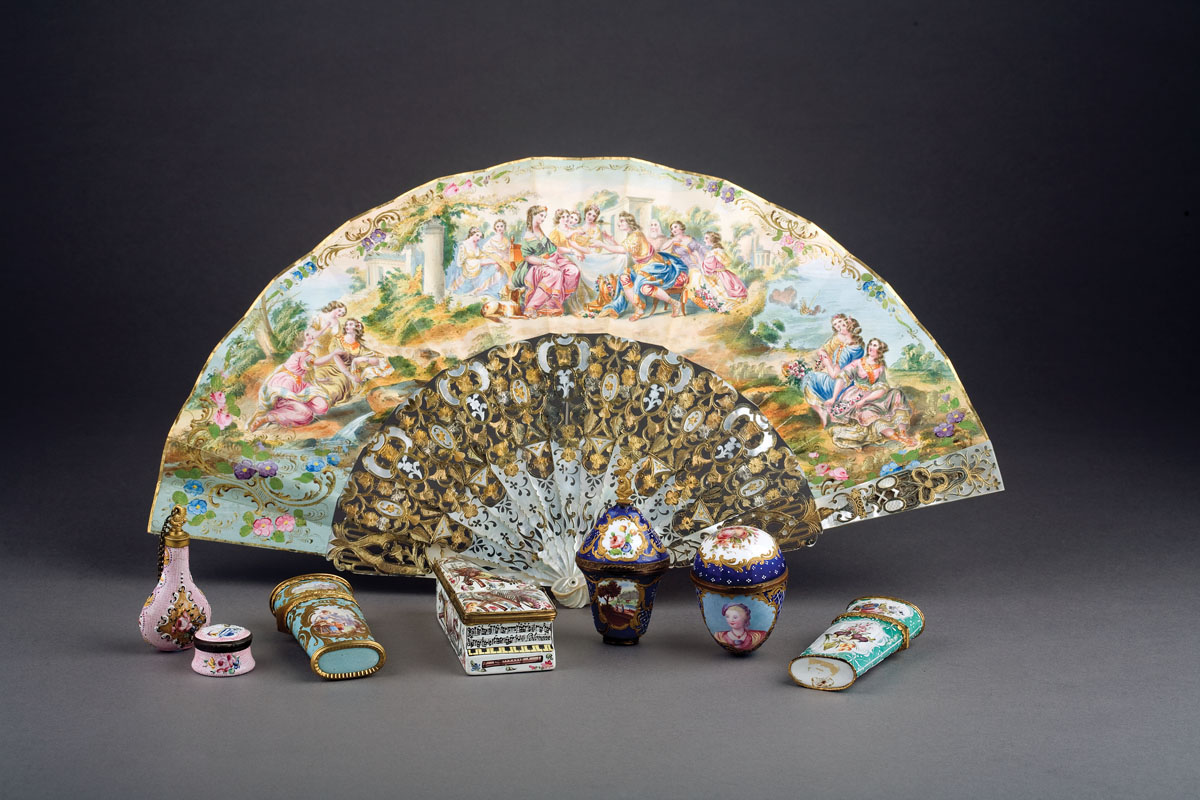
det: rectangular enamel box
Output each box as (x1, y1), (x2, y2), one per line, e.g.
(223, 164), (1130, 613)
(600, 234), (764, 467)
(433, 557), (557, 675)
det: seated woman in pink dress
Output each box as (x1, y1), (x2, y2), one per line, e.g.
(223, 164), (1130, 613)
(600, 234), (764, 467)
(248, 330), (356, 430)
(516, 205), (582, 317)
(825, 338), (918, 449)
(692, 231), (748, 312)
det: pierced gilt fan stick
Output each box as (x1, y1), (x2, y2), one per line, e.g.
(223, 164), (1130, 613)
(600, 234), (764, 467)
(328, 333), (821, 591)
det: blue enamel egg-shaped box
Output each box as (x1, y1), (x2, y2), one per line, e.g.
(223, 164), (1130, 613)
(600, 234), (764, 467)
(691, 525), (787, 587)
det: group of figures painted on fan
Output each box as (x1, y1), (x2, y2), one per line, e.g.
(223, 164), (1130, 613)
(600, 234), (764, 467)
(245, 301), (395, 431)
(445, 205), (749, 320)
(783, 313), (918, 452)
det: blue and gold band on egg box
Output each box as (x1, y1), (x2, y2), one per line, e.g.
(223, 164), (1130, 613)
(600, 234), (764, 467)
(789, 596), (923, 690)
(269, 573), (385, 680)
(690, 525), (789, 655)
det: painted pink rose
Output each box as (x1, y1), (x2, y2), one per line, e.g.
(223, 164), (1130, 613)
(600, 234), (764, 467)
(808, 452), (819, 459)
(214, 408), (234, 429)
(715, 528), (749, 547)
(601, 531), (625, 551)
(782, 234), (796, 246)
(252, 517), (274, 538)
(443, 182), (460, 197)
(461, 178), (474, 191)
(815, 463), (830, 476)
(210, 390), (226, 408)
(830, 467), (849, 481)
(274, 514), (296, 532)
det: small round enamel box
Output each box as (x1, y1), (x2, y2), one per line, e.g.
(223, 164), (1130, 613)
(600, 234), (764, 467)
(190, 624), (255, 677)
(690, 525), (789, 655)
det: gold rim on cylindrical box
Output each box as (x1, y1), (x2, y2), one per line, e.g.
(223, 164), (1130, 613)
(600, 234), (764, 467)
(268, 572), (354, 613)
(574, 556), (672, 577)
(310, 639), (387, 680)
(787, 654), (862, 691)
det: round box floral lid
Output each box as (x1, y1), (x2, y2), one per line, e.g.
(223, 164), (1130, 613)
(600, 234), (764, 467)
(691, 525), (787, 587)
(194, 623), (252, 650)
(577, 503), (669, 569)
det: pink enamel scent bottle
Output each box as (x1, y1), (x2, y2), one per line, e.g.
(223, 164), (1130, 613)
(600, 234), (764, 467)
(139, 505), (211, 651)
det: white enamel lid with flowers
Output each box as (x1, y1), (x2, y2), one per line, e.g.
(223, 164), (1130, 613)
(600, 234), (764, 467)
(691, 525), (788, 587)
(844, 596), (924, 638)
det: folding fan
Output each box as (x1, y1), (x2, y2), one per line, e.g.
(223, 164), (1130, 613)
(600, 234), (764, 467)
(150, 157), (1002, 607)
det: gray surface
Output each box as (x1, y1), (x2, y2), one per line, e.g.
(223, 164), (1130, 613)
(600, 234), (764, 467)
(6, 1), (1198, 797)
(4, 439), (1198, 799)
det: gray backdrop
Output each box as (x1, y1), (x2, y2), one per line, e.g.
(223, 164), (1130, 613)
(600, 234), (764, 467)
(5, 2), (1197, 798)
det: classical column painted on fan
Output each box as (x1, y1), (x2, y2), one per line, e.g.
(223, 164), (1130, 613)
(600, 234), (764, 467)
(420, 219), (445, 300)
(738, 231), (771, 270)
(364, 257), (383, 290)
(402, 243), (418, 277)
(363, 244), (418, 289)
(621, 196), (653, 230)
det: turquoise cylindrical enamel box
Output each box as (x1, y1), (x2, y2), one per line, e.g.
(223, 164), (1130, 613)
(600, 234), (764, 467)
(269, 573), (386, 680)
(789, 596), (924, 691)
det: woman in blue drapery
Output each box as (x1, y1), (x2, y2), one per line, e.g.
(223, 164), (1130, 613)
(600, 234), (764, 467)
(595, 212), (690, 320)
(446, 226), (508, 299)
(803, 314), (865, 426)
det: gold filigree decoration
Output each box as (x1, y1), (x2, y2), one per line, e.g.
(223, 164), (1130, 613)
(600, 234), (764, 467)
(329, 333), (822, 577)
(820, 443), (1001, 524)
(155, 586), (207, 649)
(311, 169), (527, 269)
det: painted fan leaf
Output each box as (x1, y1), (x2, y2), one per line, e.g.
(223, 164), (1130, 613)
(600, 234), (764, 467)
(150, 157), (1002, 598)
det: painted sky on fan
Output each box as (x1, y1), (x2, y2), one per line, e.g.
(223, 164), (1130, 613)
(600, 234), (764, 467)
(755, 259), (940, 355)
